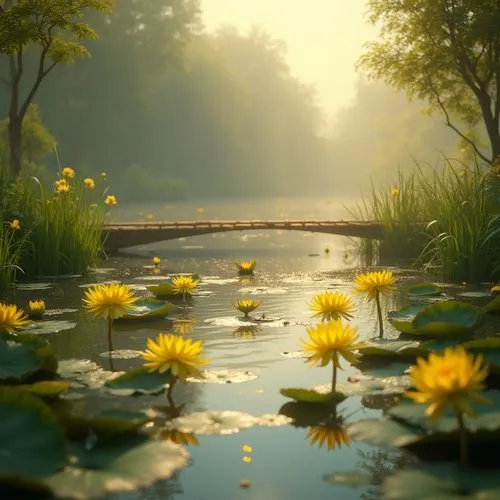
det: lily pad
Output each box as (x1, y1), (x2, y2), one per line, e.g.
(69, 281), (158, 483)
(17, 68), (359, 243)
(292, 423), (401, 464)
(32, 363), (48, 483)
(458, 291), (491, 298)
(280, 388), (346, 404)
(0, 387), (67, 478)
(357, 339), (426, 358)
(461, 337), (500, 374)
(116, 298), (174, 321)
(104, 367), (172, 396)
(20, 381), (71, 399)
(407, 282), (442, 296)
(388, 390), (500, 434)
(170, 410), (258, 435)
(44, 308), (78, 317)
(388, 304), (428, 334)
(0, 337), (42, 381)
(484, 295), (500, 314)
(411, 300), (484, 337)
(45, 437), (189, 499)
(98, 350), (142, 360)
(420, 338), (464, 353)
(58, 359), (100, 378)
(187, 369), (258, 384)
(383, 462), (500, 500)
(25, 320), (77, 335)
(16, 283), (53, 291)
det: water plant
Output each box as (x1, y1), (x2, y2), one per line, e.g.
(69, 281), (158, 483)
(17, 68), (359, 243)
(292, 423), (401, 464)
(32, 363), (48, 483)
(141, 333), (209, 404)
(152, 256), (160, 268)
(28, 299), (45, 319)
(354, 270), (396, 338)
(235, 259), (257, 275)
(83, 283), (138, 352)
(405, 347), (490, 465)
(0, 215), (26, 293)
(308, 290), (355, 322)
(171, 274), (201, 302)
(233, 298), (262, 318)
(0, 303), (30, 333)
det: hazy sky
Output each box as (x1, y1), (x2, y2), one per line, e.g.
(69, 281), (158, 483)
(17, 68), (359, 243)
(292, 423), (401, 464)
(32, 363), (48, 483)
(201, 0), (376, 117)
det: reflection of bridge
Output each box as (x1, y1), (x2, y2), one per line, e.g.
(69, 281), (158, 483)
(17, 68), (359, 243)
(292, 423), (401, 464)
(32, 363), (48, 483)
(103, 219), (384, 252)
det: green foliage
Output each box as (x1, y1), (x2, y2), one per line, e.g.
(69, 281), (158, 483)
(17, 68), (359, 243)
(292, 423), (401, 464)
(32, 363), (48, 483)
(0, 206), (26, 294)
(280, 388), (345, 404)
(360, 0), (500, 162)
(104, 367), (172, 396)
(388, 304), (427, 335)
(118, 298), (175, 321)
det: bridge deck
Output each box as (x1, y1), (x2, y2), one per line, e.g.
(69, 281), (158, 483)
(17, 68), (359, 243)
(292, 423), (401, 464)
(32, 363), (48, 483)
(103, 219), (384, 251)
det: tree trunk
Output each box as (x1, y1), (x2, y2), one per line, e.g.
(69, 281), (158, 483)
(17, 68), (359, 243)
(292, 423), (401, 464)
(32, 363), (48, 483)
(7, 117), (22, 178)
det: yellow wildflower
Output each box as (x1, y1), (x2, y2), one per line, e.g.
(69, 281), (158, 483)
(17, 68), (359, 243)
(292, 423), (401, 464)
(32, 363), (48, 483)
(171, 275), (200, 297)
(308, 291), (355, 322)
(9, 219), (20, 231)
(84, 178), (95, 189)
(62, 167), (75, 178)
(354, 270), (396, 302)
(105, 195), (117, 206)
(28, 300), (45, 318)
(83, 283), (138, 320)
(0, 303), (30, 333)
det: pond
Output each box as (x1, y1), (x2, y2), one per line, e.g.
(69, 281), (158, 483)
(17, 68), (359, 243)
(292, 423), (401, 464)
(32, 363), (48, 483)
(6, 198), (497, 500)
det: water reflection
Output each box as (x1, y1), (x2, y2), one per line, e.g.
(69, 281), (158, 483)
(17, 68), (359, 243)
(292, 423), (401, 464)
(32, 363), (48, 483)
(232, 325), (261, 338)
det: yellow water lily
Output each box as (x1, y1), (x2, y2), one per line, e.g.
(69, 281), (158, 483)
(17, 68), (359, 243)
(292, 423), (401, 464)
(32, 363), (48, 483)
(152, 256), (161, 267)
(308, 291), (355, 322)
(233, 298), (262, 318)
(141, 333), (209, 381)
(0, 303), (30, 333)
(305, 426), (351, 451)
(354, 270), (396, 338)
(83, 178), (95, 189)
(9, 219), (20, 230)
(172, 319), (196, 335)
(302, 320), (363, 393)
(62, 166), (75, 178)
(83, 283), (138, 320)
(171, 275), (200, 300)
(28, 300), (45, 318)
(235, 259), (256, 275)
(105, 195), (117, 206)
(406, 347), (490, 422)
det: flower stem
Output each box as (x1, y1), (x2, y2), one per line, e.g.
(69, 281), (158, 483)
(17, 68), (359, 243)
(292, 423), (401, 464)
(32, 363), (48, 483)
(375, 290), (384, 339)
(455, 408), (469, 466)
(331, 361), (337, 394)
(167, 376), (178, 405)
(107, 317), (114, 353)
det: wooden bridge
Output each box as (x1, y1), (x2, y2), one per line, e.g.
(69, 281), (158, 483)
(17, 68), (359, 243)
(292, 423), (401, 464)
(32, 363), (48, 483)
(103, 219), (384, 252)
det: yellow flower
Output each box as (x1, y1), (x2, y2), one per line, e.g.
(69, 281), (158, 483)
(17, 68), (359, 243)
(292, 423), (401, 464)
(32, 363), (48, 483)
(28, 300), (45, 318)
(308, 291), (355, 322)
(0, 303), (30, 333)
(172, 319), (197, 335)
(84, 178), (95, 189)
(105, 195), (117, 206)
(235, 259), (256, 275)
(390, 187), (400, 199)
(160, 429), (199, 446)
(405, 347), (490, 422)
(152, 256), (161, 266)
(171, 275), (200, 296)
(62, 167), (75, 178)
(9, 219), (20, 231)
(301, 320), (363, 368)
(101, 172), (107, 178)
(306, 426), (351, 451)
(141, 333), (209, 379)
(56, 182), (70, 193)
(354, 270), (396, 301)
(233, 299), (262, 317)
(83, 283), (138, 320)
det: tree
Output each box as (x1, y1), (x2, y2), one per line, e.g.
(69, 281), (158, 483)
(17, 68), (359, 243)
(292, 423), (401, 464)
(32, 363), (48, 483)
(359, 0), (500, 164)
(0, 0), (112, 178)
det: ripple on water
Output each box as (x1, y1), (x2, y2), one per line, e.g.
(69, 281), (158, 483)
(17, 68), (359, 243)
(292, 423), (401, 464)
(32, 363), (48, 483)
(204, 316), (289, 328)
(237, 286), (289, 295)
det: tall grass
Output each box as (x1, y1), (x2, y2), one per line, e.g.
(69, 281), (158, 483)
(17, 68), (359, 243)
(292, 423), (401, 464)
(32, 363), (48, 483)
(0, 211), (26, 295)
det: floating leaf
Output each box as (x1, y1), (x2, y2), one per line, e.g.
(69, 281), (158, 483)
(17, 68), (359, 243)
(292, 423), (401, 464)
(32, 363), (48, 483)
(280, 388), (346, 404)
(98, 350), (142, 360)
(461, 337), (500, 375)
(0, 387), (67, 478)
(407, 283), (441, 296)
(357, 339), (426, 358)
(170, 410), (257, 435)
(20, 381), (71, 399)
(411, 300), (484, 337)
(278, 401), (333, 427)
(45, 437), (189, 499)
(58, 359), (100, 378)
(116, 298), (175, 321)
(383, 462), (500, 500)
(104, 367), (171, 396)
(420, 338), (464, 353)
(0, 337), (41, 381)
(187, 369), (258, 384)
(484, 295), (500, 314)
(458, 291), (491, 298)
(25, 320), (77, 335)
(388, 304), (427, 334)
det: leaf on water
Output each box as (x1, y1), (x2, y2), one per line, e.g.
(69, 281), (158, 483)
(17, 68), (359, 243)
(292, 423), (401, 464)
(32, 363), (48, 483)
(357, 339), (425, 358)
(0, 337), (42, 381)
(280, 387), (346, 404)
(25, 320), (77, 335)
(169, 410), (258, 435)
(187, 369), (258, 384)
(388, 304), (427, 334)
(104, 367), (172, 396)
(98, 350), (142, 360)
(406, 283), (442, 296)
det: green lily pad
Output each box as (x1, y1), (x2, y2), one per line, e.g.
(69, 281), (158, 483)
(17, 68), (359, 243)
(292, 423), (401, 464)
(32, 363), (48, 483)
(358, 339), (426, 358)
(407, 282), (442, 296)
(461, 337), (500, 375)
(24, 320), (77, 335)
(187, 369), (258, 384)
(459, 291), (491, 298)
(411, 300), (484, 337)
(278, 401), (333, 427)
(420, 338), (464, 353)
(116, 298), (175, 321)
(104, 367), (172, 396)
(388, 304), (427, 334)
(0, 337), (42, 381)
(45, 436), (189, 499)
(280, 388), (346, 404)
(146, 274), (201, 298)
(61, 410), (153, 440)
(0, 387), (67, 478)
(358, 362), (410, 378)
(383, 462), (500, 500)
(484, 295), (500, 314)
(388, 390), (500, 434)
(20, 381), (71, 399)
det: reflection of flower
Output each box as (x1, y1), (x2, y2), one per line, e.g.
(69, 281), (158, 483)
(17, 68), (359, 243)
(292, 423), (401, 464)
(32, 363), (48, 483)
(306, 426), (351, 451)
(233, 299), (262, 318)
(235, 260), (256, 275)
(105, 195), (117, 206)
(141, 333), (208, 379)
(160, 429), (199, 446)
(171, 275), (200, 300)
(0, 303), (30, 333)
(233, 325), (259, 338)
(308, 291), (355, 322)
(83, 283), (138, 320)
(173, 319), (196, 335)
(28, 300), (45, 318)
(405, 347), (490, 422)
